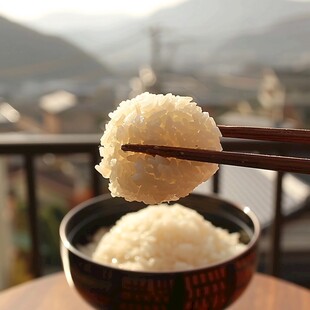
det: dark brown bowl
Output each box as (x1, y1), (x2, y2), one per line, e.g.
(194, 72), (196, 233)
(60, 193), (260, 310)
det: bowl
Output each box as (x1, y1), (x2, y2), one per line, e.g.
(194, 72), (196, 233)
(60, 193), (260, 310)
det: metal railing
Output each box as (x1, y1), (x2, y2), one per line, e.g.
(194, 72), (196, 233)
(0, 134), (309, 278)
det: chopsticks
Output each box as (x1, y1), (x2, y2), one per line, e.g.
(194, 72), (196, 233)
(218, 125), (310, 144)
(121, 145), (310, 174)
(121, 126), (310, 174)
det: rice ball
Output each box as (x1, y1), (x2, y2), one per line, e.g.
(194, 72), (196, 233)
(95, 92), (222, 204)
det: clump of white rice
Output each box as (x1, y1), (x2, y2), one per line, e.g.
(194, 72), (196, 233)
(96, 93), (222, 204)
(91, 204), (246, 272)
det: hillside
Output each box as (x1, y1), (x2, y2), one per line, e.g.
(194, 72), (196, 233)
(0, 15), (110, 88)
(209, 14), (310, 71)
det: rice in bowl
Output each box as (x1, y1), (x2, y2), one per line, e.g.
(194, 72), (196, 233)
(90, 203), (246, 272)
(96, 92), (222, 204)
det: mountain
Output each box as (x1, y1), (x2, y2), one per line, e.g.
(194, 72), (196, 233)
(24, 13), (147, 72)
(0, 15), (110, 89)
(209, 14), (310, 71)
(22, 0), (310, 72)
(24, 12), (134, 34)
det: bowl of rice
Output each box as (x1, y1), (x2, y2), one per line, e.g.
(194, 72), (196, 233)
(60, 193), (260, 310)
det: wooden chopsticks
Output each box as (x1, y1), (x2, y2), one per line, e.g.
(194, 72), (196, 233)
(121, 126), (310, 174)
(121, 145), (310, 174)
(218, 125), (310, 144)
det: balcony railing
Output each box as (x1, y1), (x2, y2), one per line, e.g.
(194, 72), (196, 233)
(0, 134), (309, 279)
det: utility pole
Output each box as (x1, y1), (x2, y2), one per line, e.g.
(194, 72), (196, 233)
(149, 26), (162, 73)
(148, 26), (163, 93)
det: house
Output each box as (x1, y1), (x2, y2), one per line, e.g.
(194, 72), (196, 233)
(0, 100), (20, 132)
(39, 90), (77, 133)
(38, 87), (115, 134)
(256, 68), (310, 127)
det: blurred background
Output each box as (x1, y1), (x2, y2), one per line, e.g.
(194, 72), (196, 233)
(0, 0), (309, 291)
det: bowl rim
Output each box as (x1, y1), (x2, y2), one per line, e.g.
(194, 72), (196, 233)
(59, 193), (261, 275)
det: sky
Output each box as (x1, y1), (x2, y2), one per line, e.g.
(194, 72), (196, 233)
(0, 0), (185, 21)
(0, 0), (309, 22)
